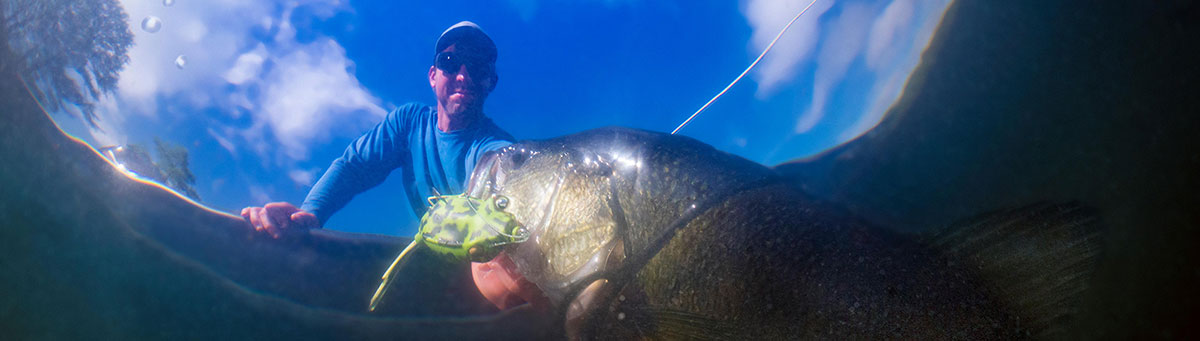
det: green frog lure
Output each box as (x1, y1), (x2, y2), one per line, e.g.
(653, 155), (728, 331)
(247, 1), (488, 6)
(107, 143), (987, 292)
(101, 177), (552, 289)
(368, 189), (529, 311)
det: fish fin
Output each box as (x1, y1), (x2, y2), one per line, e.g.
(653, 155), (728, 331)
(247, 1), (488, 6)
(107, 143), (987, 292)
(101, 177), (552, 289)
(368, 239), (423, 312)
(923, 202), (1104, 339)
(636, 308), (742, 340)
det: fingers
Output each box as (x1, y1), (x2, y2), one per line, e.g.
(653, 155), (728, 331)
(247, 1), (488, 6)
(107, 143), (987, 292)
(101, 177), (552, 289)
(241, 206), (265, 233)
(257, 206), (280, 238)
(472, 252), (543, 310)
(291, 211), (318, 230)
(472, 261), (520, 309)
(241, 202), (315, 239)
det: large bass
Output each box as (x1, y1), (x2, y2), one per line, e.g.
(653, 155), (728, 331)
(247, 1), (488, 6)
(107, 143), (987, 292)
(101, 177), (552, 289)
(373, 127), (1098, 339)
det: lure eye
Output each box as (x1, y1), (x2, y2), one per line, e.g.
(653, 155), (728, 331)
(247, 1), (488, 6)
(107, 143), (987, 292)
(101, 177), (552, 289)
(494, 196), (509, 210)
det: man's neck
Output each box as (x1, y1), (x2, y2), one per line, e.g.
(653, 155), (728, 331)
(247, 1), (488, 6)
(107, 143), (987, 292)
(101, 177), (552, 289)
(436, 106), (481, 132)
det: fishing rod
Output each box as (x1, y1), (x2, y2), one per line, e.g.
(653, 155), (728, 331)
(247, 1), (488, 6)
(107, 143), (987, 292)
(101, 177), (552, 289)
(671, 0), (820, 135)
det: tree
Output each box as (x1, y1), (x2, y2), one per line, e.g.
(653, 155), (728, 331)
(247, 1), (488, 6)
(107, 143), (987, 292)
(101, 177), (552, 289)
(1, 0), (133, 127)
(153, 137), (200, 201)
(101, 137), (201, 202)
(115, 143), (166, 183)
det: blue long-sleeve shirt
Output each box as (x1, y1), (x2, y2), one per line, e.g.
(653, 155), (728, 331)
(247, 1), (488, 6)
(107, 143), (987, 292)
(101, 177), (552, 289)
(301, 103), (514, 227)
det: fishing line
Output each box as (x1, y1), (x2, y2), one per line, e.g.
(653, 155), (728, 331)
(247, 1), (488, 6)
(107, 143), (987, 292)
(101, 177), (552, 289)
(671, 0), (820, 135)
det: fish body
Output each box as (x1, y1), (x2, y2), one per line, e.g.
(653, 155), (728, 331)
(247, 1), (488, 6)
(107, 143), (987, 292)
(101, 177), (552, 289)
(455, 127), (1031, 339)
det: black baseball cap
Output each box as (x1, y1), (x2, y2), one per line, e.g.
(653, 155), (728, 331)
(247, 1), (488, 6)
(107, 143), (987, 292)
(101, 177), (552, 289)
(435, 21), (497, 62)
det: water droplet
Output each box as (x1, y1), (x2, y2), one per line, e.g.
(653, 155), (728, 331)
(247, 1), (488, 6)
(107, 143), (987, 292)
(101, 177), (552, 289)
(617, 312), (625, 320)
(174, 55), (187, 69)
(141, 16), (162, 33)
(163, 0), (175, 6)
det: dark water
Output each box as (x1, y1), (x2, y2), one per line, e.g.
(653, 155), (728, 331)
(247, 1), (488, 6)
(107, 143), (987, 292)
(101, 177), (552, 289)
(2, 0), (1198, 339)
(778, 1), (1200, 338)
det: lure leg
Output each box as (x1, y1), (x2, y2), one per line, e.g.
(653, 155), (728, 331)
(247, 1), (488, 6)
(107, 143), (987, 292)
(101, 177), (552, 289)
(368, 239), (422, 311)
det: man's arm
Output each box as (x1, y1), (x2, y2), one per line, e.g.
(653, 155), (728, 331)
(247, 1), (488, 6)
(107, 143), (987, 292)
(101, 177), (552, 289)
(242, 106), (411, 236)
(300, 149), (401, 226)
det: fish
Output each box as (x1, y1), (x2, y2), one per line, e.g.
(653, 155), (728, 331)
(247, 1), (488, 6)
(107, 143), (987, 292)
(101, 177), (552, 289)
(415, 126), (1102, 339)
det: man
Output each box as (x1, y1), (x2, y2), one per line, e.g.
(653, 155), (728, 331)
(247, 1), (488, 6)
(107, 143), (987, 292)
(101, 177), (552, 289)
(241, 21), (513, 238)
(241, 21), (542, 312)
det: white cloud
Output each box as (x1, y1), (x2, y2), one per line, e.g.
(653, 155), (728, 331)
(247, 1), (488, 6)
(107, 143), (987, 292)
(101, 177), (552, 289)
(256, 38), (388, 161)
(114, 0), (261, 106)
(840, 0), (950, 142)
(179, 16), (209, 43)
(260, 16), (274, 31)
(739, 0), (951, 147)
(88, 93), (126, 147)
(98, 0), (384, 166)
(235, 3), (385, 164)
(866, 0), (914, 69)
(58, 0), (389, 208)
(288, 169), (317, 186)
(743, 0), (834, 97)
(207, 127), (238, 157)
(228, 92), (254, 114)
(794, 3), (873, 134)
(223, 44), (267, 85)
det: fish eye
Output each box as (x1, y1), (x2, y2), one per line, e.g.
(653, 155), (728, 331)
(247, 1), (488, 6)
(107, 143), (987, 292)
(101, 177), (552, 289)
(494, 196), (509, 210)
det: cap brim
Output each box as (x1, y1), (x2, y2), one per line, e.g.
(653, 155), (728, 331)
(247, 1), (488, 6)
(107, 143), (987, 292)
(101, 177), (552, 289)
(435, 21), (497, 61)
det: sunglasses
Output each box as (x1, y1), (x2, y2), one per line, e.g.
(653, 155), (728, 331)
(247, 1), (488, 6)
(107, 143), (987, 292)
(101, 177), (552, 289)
(435, 51), (494, 76)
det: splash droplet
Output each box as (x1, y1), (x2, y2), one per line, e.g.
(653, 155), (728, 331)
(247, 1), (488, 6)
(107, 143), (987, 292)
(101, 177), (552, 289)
(141, 16), (163, 33)
(174, 55), (187, 69)
(163, 0), (175, 6)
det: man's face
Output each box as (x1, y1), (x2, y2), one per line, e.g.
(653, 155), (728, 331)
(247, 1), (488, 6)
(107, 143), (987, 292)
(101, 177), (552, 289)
(429, 44), (496, 118)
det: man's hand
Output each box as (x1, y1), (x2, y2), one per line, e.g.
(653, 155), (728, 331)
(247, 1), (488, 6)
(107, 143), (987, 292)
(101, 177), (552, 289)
(472, 251), (547, 310)
(240, 202), (318, 239)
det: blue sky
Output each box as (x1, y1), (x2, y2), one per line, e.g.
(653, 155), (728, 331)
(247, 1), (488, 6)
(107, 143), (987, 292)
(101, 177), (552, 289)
(52, 0), (951, 236)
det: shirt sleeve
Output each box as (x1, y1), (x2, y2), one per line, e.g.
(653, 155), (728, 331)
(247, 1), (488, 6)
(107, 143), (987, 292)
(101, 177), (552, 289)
(301, 106), (411, 226)
(464, 122), (516, 182)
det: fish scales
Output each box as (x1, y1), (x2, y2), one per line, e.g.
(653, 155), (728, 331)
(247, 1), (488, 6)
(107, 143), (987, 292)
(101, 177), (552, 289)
(542, 171), (614, 276)
(440, 127), (1093, 339)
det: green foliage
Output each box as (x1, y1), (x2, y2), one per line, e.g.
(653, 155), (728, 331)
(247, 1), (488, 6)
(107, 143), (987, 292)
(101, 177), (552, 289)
(1, 0), (133, 127)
